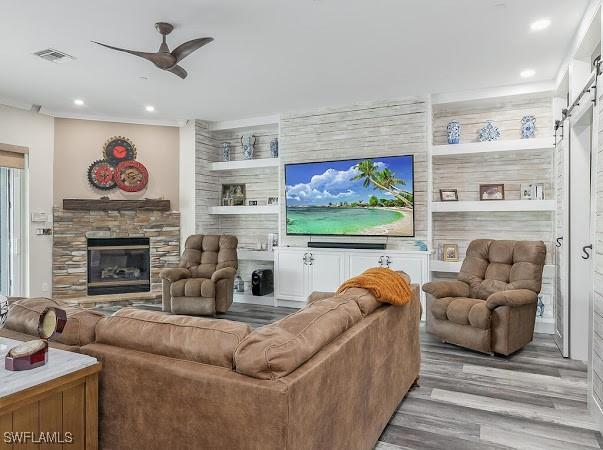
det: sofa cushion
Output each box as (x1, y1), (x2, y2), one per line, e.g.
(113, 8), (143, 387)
(431, 297), (454, 320)
(459, 239), (546, 299)
(234, 297), (362, 379)
(170, 277), (215, 298)
(95, 308), (251, 369)
(431, 297), (491, 330)
(178, 234), (238, 279)
(5, 298), (104, 347)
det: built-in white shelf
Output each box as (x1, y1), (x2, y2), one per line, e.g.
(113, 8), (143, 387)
(208, 205), (279, 215)
(430, 260), (463, 273)
(238, 249), (275, 261)
(209, 158), (279, 171)
(431, 260), (555, 278)
(431, 138), (553, 157)
(233, 292), (275, 306)
(432, 200), (555, 213)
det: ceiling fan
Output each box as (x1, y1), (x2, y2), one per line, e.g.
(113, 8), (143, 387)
(92, 22), (213, 79)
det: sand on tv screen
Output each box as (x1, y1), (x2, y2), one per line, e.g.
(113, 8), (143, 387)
(285, 155), (414, 237)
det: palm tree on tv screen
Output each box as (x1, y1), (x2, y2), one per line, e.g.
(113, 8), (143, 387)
(351, 160), (413, 207)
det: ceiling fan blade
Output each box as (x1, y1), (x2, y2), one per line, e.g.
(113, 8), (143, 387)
(167, 64), (188, 79)
(171, 37), (213, 63)
(92, 41), (156, 61)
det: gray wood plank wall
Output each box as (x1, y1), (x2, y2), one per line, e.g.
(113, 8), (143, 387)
(593, 92), (603, 407)
(279, 97), (428, 250)
(432, 93), (555, 323)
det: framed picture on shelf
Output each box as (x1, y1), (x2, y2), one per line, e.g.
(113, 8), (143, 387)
(439, 189), (458, 202)
(442, 244), (459, 262)
(520, 183), (545, 200)
(221, 184), (246, 206)
(479, 184), (505, 201)
(248, 200), (258, 206)
(267, 196), (279, 205)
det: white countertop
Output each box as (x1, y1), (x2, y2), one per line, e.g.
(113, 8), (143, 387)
(0, 337), (98, 398)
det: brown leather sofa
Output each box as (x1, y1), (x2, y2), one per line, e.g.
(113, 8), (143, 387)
(160, 234), (238, 316)
(81, 284), (422, 450)
(0, 297), (104, 351)
(423, 239), (546, 356)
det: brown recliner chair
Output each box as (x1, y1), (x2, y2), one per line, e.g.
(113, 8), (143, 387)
(160, 234), (238, 316)
(423, 239), (545, 356)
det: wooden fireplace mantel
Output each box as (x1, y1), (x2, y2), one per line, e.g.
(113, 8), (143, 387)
(62, 199), (171, 211)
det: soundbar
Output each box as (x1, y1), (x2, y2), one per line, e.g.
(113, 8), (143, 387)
(307, 242), (386, 250)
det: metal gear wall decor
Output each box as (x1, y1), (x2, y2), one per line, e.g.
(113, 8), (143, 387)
(114, 160), (149, 192)
(87, 159), (117, 190)
(103, 136), (137, 165)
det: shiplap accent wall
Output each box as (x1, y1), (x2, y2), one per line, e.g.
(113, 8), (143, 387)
(194, 122), (279, 285)
(279, 97), (428, 250)
(211, 125), (279, 250)
(433, 93), (554, 144)
(195, 120), (220, 234)
(432, 93), (555, 323)
(593, 94), (603, 408)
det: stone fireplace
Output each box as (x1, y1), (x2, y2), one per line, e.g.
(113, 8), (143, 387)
(87, 237), (151, 295)
(53, 206), (180, 299)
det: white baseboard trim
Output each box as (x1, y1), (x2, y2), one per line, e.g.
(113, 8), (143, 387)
(534, 320), (555, 334)
(276, 299), (305, 309)
(233, 293), (275, 306)
(592, 394), (603, 434)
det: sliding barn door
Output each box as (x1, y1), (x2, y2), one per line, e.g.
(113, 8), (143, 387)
(554, 118), (570, 357)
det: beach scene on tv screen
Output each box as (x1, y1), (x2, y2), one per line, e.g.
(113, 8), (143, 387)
(285, 155), (414, 236)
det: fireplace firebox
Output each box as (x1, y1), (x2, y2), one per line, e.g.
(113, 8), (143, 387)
(87, 237), (150, 295)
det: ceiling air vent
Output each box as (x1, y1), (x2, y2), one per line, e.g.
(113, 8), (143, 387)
(33, 48), (74, 63)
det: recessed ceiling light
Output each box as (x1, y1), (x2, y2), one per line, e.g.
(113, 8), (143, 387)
(530, 19), (551, 32)
(145, 105), (155, 112)
(520, 69), (535, 78)
(73, 99), (84, 106)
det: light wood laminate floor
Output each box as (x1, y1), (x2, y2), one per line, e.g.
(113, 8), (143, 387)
(93, 302), (602, 450)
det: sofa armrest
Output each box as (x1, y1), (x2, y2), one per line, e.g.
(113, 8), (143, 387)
(159, 268), (191, 283)
(307, 291), (335, 305)
(422, 280), (470, 299)
(211, 267), (237, 283)
(486, 289), (538, 310)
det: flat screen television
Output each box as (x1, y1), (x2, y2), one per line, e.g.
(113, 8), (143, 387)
(285, 155), (414, 237)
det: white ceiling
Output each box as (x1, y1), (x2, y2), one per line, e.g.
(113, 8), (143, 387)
(0, 0), (590, 124)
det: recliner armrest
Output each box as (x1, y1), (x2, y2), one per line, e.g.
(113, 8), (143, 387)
(160, 268), (191, 282)
(211, 267), (237, 282)
(422, 280), (470, 299)
(486, 289), (538, 310)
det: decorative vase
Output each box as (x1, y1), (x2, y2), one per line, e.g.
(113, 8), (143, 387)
(446, 121), (461, 144)
(241, 135), (256, 160)
(222, 142), (231, 161)
(479, 120), (501, 142)
(521, 115), (536, 139)
(234, 276), (244, 293)
(270, 138), (279, 158)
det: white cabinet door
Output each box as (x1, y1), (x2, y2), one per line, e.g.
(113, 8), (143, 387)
(348, 254), (384, 277)
(275, 250), (308, 301)
(308, 251), (346, 293)
(385, 256), (424, 286)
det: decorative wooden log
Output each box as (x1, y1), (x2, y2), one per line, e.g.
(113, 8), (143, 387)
(62, 199), (170, 211)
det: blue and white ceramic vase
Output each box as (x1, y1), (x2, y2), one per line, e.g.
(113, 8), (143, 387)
(521, 115), (536, 139)
(479, 120), (501, 142)
(270, 138), (279, 158)
(222, 142), (231, 161)
(447, 121), (461, 144)
(241, 135), (256, 160)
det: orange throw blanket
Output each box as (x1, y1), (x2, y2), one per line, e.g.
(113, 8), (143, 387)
(336, 268), (412, 305)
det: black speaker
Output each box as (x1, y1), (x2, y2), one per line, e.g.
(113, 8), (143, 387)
(252, 269), (274, 296)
